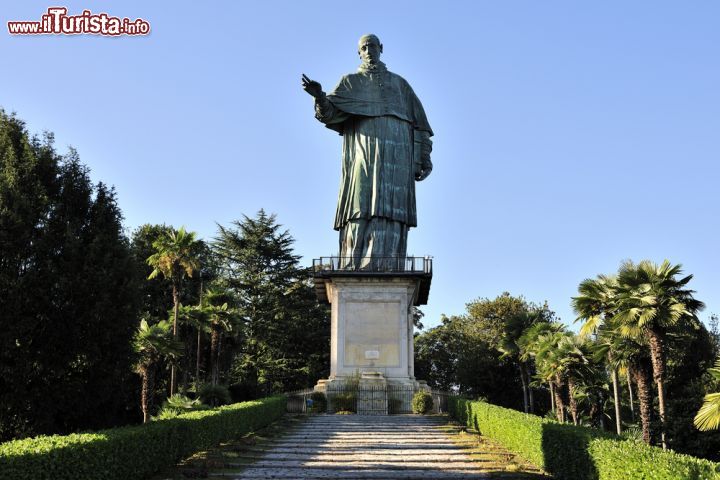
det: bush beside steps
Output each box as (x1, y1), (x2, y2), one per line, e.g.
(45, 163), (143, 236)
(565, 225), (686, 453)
(449, 397), (720, 480)
(0, 395), (286, 480)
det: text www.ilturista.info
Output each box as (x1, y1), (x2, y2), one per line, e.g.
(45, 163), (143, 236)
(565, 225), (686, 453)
(8, 7), (150, 36)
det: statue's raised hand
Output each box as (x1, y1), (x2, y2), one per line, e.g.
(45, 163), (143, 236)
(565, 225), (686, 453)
(302, 74), (324, 98)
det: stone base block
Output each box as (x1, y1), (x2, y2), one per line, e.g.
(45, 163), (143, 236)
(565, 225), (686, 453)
(314, 374), (431, 415)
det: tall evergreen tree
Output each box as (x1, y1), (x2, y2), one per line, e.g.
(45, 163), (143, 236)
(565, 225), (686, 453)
(214, 210), (329, 397)
(0, 111), (139, 440)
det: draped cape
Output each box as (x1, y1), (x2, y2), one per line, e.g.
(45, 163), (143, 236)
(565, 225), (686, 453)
(324, 69), (433, 136)
(316, 65), (433, 232)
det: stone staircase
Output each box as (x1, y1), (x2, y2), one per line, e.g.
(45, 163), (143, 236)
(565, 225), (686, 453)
(212, 415), (519, 479)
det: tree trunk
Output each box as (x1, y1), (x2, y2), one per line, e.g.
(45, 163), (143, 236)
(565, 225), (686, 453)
(196, 329), (202, 384)
(627, 368), (635, 422)
(568, 377), (579, 425)
(171, 283), (179, 396)
(217, 334), (223, 384)
(141, 365), (155, 423)
(589, 402), (599, 428)
(528, 376), (535, 414)
(181, 331), (191, 393)
(632, 361), (653, 445)
(196, 276), (203, 385)
(549, 381), (555, 413)
(554, 377), (566, 423)
(210, 321), (220, 386)
(647, 328), (668, 450)
(519, 363), (529, 413)
(612, 368), (622, 434)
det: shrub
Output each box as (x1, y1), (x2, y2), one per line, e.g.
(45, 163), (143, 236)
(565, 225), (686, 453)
(154, 394), (208, 420)
(309, 391), (327, 413)
(198, 384), (231, 407)
(331, 392), (356, 413)
(388, 396), (403, 414)
(412, 391), (434, 414)
(448, 397), (720, 480)
(0, 396), (286, 480)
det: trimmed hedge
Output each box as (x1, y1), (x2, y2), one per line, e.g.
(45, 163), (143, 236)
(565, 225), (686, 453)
(0, 396), (286, 480)
(449, 397), (720, 480)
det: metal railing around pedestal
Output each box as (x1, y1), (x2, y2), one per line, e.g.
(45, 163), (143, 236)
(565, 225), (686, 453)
(285, 388), (315, 414)
(313, 256), (432, 275)
(285, 385), (455, 415)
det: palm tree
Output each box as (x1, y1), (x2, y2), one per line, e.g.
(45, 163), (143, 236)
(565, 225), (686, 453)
(204, 290), (240, 386)
(178, 304), (211, 385)
(147, 226), (202, 395)
(594, 327), (654, 443)
(621, 337), (654, 444)
(211, 304), (234, 385)
(694, 357), (720, 431)
(534, 329), (575, 422)
(518, 322), (565, 414)
(572, 275), (624, 434)
(614, 259), (705, 449)
(498, 309), (548, 413)
(133, 318), (183, 423)
(557, 335), (594, 426)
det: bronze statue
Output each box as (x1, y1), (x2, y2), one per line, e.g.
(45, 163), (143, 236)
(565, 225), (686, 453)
(303, 34), (433, 268)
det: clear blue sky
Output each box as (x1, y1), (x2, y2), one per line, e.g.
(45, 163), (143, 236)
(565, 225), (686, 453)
(2, 1), (718, 330)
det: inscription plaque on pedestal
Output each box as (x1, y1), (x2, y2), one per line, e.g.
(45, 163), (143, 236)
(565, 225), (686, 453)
(345, 301), (400, 368)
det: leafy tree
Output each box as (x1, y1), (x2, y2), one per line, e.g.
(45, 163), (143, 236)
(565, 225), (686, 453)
(465, 292), (529, 349)
(213, 210), (329, 396)
(0, 110), (139, 440)
(662, 323), (720, 458)
(463, 293), (556, 412)
(414, 314), (523, 407)
(415, 315), (472, 391)
(133, 319), (183, 423)
(614, 260), (705, 449)
(146, 226), (202, 395)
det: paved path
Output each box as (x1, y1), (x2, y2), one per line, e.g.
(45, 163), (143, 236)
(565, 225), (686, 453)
(218, 415), (493, 479)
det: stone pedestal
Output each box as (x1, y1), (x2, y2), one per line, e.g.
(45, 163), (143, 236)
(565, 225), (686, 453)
(323, 275), (420, 383)
(312, 258), (433, 413)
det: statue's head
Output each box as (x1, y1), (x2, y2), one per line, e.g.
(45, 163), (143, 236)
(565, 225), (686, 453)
(358, 34), (382, 65)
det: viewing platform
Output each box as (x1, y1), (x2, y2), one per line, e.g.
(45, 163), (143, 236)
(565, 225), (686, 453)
(312, 256), (433, 305)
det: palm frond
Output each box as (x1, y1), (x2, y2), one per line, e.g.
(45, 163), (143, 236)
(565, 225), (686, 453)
(694, 393), (720, 431)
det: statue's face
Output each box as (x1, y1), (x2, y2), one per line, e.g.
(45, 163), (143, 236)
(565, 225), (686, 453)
(358, 37), (382, 65)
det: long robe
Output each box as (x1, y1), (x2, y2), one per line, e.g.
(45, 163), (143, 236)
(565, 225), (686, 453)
(315, 63), (433, 261)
